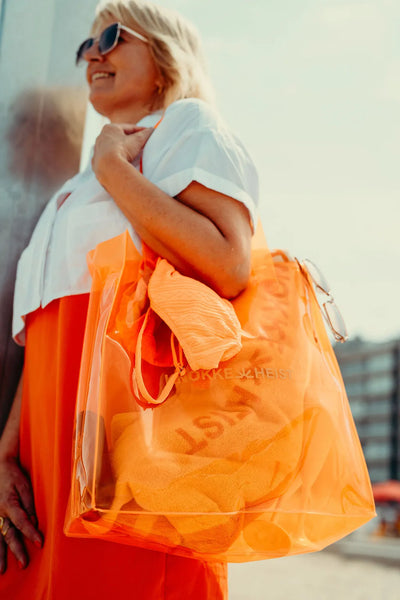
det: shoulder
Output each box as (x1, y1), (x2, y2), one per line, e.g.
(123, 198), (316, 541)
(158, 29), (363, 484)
(142, 99), (259, 223)
(160, 98), (224, 136)
(149, 98), (247, 160)
(146, 98), (257, 176)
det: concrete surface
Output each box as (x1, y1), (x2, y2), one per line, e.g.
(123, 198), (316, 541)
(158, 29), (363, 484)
(332, 537), (400, 565)
(228, 549), (400, 600)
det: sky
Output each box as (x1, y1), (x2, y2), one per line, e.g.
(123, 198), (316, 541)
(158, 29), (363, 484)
(78, 0), (400, 343)
(2, 0), (399, 342)
(146, 0), (400, 343)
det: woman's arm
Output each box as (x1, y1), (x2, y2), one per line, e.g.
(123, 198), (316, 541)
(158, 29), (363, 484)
(0, 374), (43, 572)
(0, 375), (23, 462)
(92, 125), (253, 299)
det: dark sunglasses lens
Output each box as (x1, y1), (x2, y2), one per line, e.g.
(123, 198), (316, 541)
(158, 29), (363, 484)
(98, 23), (119, 54)
(76, 38), (94, 64)
(75, 24), (119, 65)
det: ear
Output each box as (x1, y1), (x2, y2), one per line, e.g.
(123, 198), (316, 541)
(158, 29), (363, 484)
(154, 77), (165, 96)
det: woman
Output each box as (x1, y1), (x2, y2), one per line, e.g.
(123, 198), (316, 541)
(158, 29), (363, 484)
(0, 0), (258, 597)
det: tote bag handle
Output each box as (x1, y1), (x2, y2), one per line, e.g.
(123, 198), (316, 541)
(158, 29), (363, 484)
(134, 309), (186, 405)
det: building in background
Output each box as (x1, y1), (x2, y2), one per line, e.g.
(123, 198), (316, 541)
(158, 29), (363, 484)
(0, 0), (98, 431)
(335, 337), (400, 484)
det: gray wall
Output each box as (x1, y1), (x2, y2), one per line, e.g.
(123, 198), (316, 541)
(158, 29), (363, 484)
(0, 0), (98, 430)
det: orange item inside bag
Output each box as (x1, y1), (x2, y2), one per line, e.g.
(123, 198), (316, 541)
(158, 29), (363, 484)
(148, 258), (243, 371)
(65, 229), (375, 562)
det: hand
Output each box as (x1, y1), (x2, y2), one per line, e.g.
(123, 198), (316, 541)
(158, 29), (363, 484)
(0, 457), (43, 573)
(92, 123), (153, 186)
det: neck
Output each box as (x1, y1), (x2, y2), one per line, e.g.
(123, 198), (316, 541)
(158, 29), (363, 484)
(107, 97), (163, 124)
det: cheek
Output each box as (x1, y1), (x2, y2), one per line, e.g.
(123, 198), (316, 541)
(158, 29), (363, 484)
(127, 47), (159, 86)
(109, 45), (159, 97)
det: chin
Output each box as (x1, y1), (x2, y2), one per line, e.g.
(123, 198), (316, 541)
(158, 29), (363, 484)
(89, 95), (113, 119)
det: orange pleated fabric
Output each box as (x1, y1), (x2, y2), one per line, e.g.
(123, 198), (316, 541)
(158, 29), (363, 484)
(0, 295), (227, 600)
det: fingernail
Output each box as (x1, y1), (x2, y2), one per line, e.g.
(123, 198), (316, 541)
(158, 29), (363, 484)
(17, 560), (25, 570)
(34, 539), (42, 549)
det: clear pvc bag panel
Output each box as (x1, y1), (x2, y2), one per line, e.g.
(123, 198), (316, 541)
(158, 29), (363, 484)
(65, 231), (376, 562)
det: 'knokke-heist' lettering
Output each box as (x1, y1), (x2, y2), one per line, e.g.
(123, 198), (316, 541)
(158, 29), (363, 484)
(186, 367), (292, 382)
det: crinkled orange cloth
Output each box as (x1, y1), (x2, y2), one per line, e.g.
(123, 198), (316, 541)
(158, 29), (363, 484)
(0, 295), (227, 600)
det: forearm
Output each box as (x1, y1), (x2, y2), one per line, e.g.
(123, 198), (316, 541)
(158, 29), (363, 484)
(97, 154), (251, 297)
(0, 374), (23, 461)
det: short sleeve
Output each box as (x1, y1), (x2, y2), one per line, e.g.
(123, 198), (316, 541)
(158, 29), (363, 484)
(141, 99), (259, 228)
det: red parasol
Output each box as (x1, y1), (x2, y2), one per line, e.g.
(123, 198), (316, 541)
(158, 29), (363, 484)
(372, 480), (400, 503)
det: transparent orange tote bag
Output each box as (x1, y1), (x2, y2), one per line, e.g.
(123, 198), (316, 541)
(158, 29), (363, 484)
(64, 229), (375, 562)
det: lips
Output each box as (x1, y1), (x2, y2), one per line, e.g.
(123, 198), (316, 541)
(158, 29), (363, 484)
(90, 71), (115, 83)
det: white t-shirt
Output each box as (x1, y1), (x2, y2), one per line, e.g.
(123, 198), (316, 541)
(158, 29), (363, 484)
(13, 98), (259, 345)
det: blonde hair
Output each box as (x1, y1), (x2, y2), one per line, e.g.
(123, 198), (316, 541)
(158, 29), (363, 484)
(93, 0), (215, 110)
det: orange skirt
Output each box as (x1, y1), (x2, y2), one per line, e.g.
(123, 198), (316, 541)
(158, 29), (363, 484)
(0, 296), (227, 599)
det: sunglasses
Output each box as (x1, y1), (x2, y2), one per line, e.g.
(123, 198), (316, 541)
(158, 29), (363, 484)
(76, 22), (148, 65)
(296, 257), (349, 343)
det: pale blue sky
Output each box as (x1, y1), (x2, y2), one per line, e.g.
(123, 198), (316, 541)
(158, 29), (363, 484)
(157, 0), (400, 342)
(3, 0), (399, 341)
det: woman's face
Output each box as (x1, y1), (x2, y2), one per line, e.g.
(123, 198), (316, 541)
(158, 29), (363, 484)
(84, 19), (161, 123)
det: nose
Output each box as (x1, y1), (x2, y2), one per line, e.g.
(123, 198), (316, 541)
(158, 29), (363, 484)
(83, 39), (105, 63)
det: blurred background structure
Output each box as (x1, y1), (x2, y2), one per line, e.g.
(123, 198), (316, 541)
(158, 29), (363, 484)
(0, 0), (98, 431)
(334, 337), (400, 560)
(335, 337), (400, 484)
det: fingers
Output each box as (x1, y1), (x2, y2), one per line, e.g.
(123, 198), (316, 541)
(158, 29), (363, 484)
(6, 501), (42, 549)
(2, 520), (28, 569)
(105, 122), (151, 135)
(1, 464), (43, 547)
(101, 123), (154, 138)
(125, 128), (154, 158)
(122, 125), (149, 135)
(0, 459), (43, 572)
(16, 476), (38, 528)
(100, 122), (150, 135)
(0, 504), (43, 573)
(0, 535), (6, 574)
(129, 127), (154, 142)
